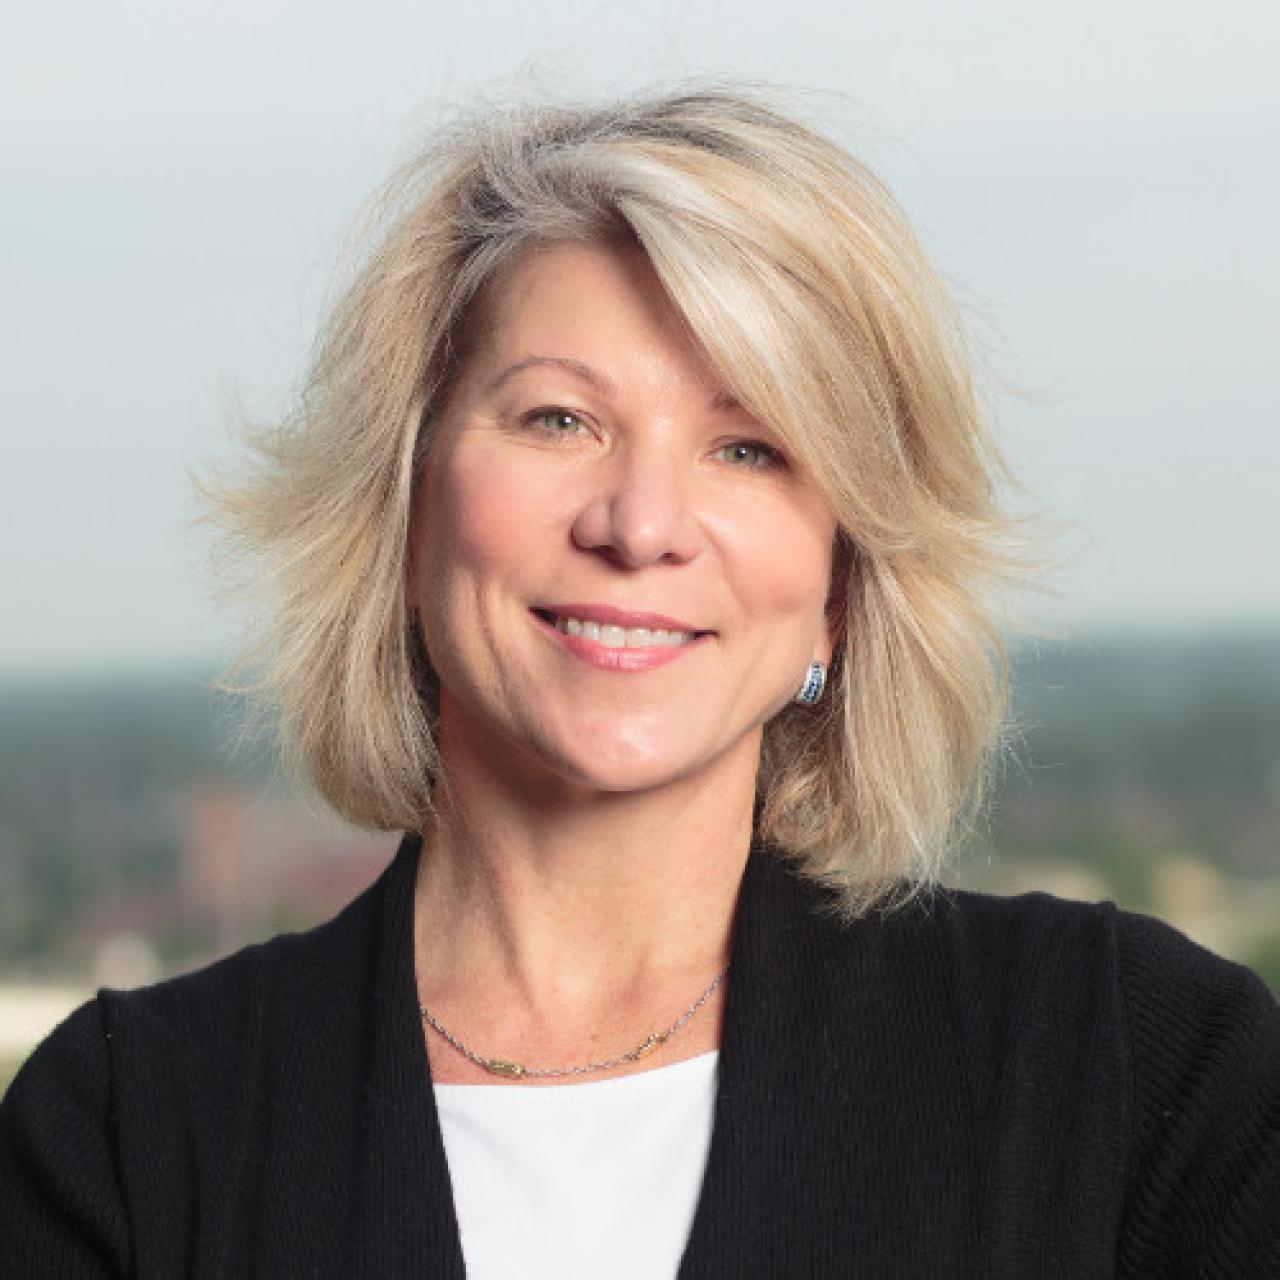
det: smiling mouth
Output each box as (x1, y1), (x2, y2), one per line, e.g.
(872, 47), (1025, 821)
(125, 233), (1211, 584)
(531, 609), (708, 650)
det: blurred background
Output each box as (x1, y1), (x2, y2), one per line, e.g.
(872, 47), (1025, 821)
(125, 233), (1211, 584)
(3, 0), (1277, 1089)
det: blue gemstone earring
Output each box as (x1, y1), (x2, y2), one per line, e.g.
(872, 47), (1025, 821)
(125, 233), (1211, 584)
(794, 661), (827, 706)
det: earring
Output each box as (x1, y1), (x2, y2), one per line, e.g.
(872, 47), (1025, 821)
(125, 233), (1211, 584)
(794, 661), (826, 706)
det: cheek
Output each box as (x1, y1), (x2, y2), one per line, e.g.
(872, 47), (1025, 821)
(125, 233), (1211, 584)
(730, 499), (835, 628)
(416, 446), (545, 592)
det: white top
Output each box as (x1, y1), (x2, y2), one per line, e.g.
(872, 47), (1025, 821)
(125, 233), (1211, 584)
(434, 1051), (719, 1278)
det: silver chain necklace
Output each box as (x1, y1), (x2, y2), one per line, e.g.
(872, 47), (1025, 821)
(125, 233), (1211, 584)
(419, 963), (730, 1081)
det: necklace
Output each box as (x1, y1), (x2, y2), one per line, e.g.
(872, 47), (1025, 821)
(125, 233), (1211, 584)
(419, 963), (730, 1081)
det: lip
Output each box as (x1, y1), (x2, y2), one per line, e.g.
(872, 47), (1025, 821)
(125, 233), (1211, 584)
(530, 606), (712, 673)
(535, 603), (709, 633)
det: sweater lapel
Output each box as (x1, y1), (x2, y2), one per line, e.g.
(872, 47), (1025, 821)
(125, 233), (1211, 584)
(678, 841), (834, 1276)
(679, 846), (975, 1276)
(348, 833), (466, 1278)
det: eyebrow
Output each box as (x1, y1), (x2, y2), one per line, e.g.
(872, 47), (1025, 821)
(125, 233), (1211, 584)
(484, 354), (746, 415)
(485, 355), (615, 396)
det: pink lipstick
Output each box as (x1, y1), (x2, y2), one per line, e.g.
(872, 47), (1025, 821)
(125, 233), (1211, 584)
(530, 605), (712, 673)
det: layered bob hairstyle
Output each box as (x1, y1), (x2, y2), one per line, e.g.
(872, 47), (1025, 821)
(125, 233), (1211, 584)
(206, 86), (1022, 915)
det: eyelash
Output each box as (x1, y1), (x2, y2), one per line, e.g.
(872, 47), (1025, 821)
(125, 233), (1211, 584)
(518, 407), (785, 471)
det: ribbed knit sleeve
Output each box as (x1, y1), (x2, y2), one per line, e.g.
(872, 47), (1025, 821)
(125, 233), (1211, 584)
(0, 996), (131, 1278)
(1116, 911), (1280, 1278)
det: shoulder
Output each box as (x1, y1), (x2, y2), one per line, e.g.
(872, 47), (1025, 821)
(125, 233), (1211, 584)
(891, 885), (1280, 1271)
(771, 860), (1134, 1007)
(0, 997), (132, 1275)
(870, 885), (1277, 1069)
(0, 841), (407, 1275)
(81, 846), (400, 1160)
(771, 852), (1277, 1133)
(97, 853), (388, 1052)
(851, 878), (1274, 1013)
(917, 884), (1277, 1036)
(908, 882), (1122, 975)
(1099, 903), (1280, 1273)
(887, 883), (1278, 1270)
(2, 848), (385, 1119)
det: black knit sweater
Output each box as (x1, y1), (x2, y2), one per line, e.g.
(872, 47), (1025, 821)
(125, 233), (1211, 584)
(3, 835), (1277, 1277)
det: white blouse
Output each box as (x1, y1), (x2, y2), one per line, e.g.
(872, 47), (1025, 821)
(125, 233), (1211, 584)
(434, 1051), (719, 1278)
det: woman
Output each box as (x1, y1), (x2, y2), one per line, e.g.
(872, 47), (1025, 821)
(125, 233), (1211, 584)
(3, 88), (1277, 1277)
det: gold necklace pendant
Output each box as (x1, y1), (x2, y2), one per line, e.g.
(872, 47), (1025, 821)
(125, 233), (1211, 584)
(632, 1033), (664, 1059)
(483, 1059), (527, 1079)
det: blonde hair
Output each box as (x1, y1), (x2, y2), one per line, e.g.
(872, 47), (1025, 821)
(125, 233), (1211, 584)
(204, 85), (1024, 915)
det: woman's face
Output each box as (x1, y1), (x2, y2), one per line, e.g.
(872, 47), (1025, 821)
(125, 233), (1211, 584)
(408, 240), (836, 797)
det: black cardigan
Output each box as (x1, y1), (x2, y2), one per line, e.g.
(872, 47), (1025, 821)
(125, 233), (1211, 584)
(3, 834), (1278, 1277)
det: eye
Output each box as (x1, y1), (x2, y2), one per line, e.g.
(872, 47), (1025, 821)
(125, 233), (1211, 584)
(717, 440), (783, 469)
(525, 408), (589, 436)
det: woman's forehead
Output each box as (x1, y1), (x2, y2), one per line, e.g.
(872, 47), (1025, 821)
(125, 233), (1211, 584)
(451, 242), (734, 408)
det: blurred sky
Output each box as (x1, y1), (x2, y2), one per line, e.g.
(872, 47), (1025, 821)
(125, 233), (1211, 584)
(3, 0), (1278, 675)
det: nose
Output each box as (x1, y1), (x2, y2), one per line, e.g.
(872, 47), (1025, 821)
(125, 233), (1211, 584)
(570, 439), (703, 568)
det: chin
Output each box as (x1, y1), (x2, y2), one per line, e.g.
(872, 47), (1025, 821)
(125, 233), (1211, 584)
(552, 748), (696, 795)
(524, 723), (710, 795)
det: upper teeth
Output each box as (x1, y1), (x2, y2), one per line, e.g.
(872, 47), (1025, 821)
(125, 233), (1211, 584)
(553, 616), (697, 648)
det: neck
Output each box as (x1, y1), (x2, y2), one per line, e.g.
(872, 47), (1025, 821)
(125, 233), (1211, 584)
(413, 718), (757, 1023)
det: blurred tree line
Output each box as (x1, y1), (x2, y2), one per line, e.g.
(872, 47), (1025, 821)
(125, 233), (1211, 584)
(1, 631), (1278, 995)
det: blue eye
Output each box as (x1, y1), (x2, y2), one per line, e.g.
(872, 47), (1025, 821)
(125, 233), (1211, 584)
(718, 441), (780, 468)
